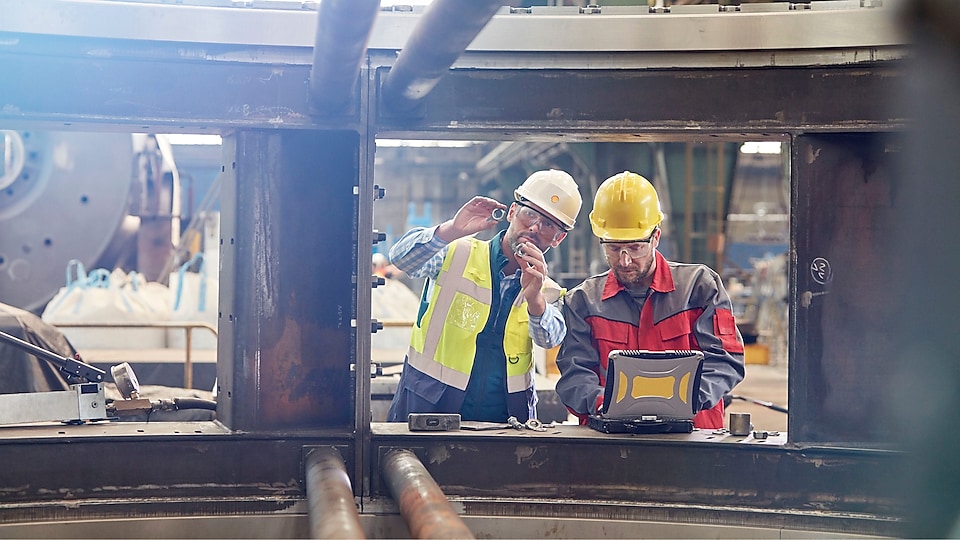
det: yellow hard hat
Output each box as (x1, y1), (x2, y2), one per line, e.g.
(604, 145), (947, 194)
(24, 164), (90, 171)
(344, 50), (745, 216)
(589, 171), (664, 241)
(514, 169), (582, 230)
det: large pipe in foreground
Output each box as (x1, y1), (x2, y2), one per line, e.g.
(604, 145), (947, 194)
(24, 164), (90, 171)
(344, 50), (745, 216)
(380, 0), (502, 113)
(382, 449), (475, 539)
(308, 0), (381, 115)
(305, 447), (365, 539)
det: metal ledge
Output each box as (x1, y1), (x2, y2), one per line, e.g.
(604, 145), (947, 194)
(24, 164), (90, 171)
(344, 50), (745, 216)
(369, 423), (904, 526)
(0, 1), (905, 57)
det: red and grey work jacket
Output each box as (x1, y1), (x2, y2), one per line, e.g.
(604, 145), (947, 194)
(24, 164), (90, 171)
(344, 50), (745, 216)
(556, 251), (745, 429)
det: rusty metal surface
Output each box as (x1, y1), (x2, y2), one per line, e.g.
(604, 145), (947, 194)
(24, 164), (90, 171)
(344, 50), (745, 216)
(381, 449), (475, 540)
(0, 423), (350, 510)
(0, 30), (904, 136)
(0, 3), (920, 535)
(376, 65), (906, 136)
(370, 425), (903, 536)
(0, 421), (902, 536)
(218, 130), (357, 431)
(305, 447), (365, 539)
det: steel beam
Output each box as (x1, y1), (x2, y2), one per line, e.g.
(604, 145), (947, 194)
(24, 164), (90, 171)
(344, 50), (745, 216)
(218, 130), (358, 431)
(375, 65), (906, 137)
(371, 425), (904, 537)
(0, 2), (903, 57)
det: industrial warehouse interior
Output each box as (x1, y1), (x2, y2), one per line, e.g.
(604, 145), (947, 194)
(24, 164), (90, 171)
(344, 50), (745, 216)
(0, 0), (956, 538)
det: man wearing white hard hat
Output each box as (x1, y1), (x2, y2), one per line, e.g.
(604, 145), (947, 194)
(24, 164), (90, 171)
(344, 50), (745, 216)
(387, 170), (583, 423)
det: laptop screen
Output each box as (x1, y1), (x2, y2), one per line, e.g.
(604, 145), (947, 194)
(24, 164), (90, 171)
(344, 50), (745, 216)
(600, 350), (704, 422)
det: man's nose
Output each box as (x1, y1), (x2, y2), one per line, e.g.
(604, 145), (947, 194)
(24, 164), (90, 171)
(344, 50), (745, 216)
(618, 250), (633, 265)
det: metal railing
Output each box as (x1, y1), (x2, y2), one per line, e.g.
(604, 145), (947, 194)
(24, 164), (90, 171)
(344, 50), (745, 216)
(52, 321), (218, 389)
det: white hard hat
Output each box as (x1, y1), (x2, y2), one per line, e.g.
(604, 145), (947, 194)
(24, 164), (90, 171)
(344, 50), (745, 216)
(513, 169), (583, 230)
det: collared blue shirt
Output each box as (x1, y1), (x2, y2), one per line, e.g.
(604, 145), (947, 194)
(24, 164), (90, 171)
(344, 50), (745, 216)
(389, 225), (565, 348)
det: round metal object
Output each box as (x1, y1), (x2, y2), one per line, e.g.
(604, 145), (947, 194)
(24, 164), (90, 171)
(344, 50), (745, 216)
(0, 131), (26, 191)
(490, 207), (506, 221)
(110, 361), (141, 399)
(729, 412), (753, 436)
(0, 131), (133, 311)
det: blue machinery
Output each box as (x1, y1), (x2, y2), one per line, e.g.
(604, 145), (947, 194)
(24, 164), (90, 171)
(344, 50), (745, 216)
(1, 1), (955, 537)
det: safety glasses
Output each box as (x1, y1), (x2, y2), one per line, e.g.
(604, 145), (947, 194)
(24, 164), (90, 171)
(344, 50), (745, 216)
(599, 229), (658, 259)
(514, 201), (565, 238)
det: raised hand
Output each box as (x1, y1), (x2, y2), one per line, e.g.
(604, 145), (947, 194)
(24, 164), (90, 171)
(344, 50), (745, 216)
(436, 196), (507, 242)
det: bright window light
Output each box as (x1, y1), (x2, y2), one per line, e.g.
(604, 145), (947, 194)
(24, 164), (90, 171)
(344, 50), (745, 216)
(162, 134), (223, 146)
(377, 140), (479, 148)
(380, 0), (433, 5)
(739, 141), (782, 154)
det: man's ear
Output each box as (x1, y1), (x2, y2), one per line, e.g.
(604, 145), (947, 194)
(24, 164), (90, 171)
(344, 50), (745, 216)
(551, 231), (568, 248)
(506, 202), (519, 223)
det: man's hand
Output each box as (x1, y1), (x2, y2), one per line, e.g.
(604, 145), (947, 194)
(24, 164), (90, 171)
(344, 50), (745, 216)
(435, 196), (507, 242)
(516, 241), (548, 316)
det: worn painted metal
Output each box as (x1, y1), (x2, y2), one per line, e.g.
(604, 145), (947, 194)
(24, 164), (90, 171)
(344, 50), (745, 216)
(0, 1), (916, 536)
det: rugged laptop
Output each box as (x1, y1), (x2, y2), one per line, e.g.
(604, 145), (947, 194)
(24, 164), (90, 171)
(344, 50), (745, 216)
(588, 350), (704, 434)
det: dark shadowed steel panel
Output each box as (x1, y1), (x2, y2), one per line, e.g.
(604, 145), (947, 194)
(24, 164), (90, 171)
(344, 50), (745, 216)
(219, 130), (357, 431)
(376, 66), (907, 136)
(792, 133), (902, 445)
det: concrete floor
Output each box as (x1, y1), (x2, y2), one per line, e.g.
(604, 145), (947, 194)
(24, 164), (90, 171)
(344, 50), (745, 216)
(724, 363), (789, 433)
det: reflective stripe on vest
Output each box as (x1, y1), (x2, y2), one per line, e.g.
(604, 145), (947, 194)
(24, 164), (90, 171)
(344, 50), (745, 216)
(407, 238), (490, 390)
(406, 238), (534, 393)
(504, 294), (534, 394)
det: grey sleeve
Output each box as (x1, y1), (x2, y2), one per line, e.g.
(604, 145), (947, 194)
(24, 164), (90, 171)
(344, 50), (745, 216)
(692, 271), (746, 410)
(554, 291), (604, 416)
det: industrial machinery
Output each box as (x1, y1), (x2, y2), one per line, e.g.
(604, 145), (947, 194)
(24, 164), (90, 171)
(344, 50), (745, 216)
(2, 0), (953, 538)
(0, 327), (216, 424)
(0, 131), (184, 311)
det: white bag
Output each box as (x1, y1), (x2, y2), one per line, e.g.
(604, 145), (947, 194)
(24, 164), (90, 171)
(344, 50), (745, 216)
(42, 261), (168, 349)
(168, 253), (219, 350)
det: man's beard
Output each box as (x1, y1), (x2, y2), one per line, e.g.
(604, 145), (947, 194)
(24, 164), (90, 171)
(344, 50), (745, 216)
(611, 256), (654, 288)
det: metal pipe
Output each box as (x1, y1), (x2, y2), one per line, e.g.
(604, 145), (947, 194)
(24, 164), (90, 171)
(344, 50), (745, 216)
(382, 449), (474, 539)
(381, 0), (502, 113)
(305, 447), (365, 539)
(309, 0), (381, 115)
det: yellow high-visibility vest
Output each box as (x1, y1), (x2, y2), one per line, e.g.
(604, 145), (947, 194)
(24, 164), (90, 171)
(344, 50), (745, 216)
(406, 237), (534, 395)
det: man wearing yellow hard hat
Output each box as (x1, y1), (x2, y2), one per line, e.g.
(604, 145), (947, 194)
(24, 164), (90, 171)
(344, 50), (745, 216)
(387, 170), (583, 423)
(556, 171), (745, 429)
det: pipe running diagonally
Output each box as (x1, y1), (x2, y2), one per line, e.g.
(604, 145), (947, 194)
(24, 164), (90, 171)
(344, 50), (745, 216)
(309, 0), (381, 115)
(382, 449), (475, 539)
(381, 0), (502, 113)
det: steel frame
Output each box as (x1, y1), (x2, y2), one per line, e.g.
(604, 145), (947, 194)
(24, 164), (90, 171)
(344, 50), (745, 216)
(0, 1), (910, 535)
